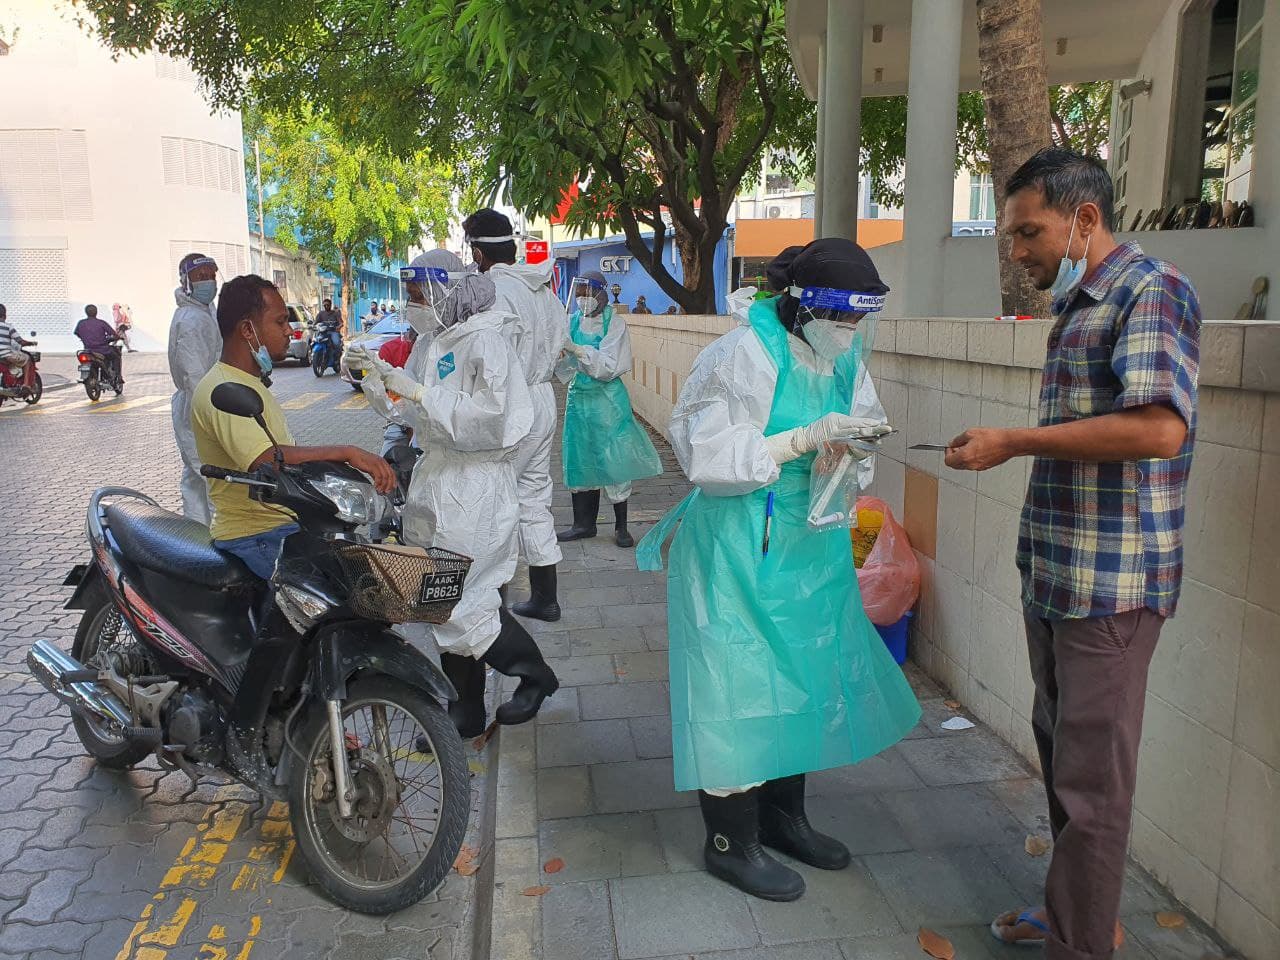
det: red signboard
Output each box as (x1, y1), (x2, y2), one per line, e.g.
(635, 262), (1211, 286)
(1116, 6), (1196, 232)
(525, 239), (550, 264)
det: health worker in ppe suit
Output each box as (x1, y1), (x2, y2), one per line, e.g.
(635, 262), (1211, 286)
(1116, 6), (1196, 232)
(463, 208), (568, 623)
(637, 238), (921, 903)
(361, 270), (561, 738)
(556, 271), (662, 547)
(169, 253), (223, 525)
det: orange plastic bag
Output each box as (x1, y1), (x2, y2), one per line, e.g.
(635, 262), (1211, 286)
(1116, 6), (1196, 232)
(854, 497), (920, 627)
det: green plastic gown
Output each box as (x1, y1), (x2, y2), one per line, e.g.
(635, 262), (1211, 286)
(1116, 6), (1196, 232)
(561, 307), (662, 490)
(638, 299), (920, 792)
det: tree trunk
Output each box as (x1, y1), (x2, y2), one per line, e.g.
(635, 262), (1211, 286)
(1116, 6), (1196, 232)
(339, 251), (355, 331)
(976, 0), (1053, 317)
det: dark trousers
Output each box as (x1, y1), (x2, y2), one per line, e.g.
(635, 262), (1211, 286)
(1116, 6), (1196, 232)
(1024, 608), (1164, 960)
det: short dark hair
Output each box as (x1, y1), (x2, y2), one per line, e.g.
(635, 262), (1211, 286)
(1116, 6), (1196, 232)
(463, 208), (517, 264)
(0, 304), (7, 320)
(1005, 148), (1115, 231)
(216, 274), (278, 338)
(85, 304), (97, 317)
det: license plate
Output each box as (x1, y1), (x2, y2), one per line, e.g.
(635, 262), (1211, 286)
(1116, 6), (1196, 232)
(78, 365), (90, 375)
(418, 570), (465, 605)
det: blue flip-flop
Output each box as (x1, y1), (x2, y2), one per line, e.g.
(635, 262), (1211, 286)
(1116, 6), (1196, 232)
(990, 909), (1050, 947)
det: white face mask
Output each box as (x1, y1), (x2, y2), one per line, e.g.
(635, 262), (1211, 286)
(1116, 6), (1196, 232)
(575, 297), (599, 317)
(405, 302), (439, 336)
(802, 319), (859, 362)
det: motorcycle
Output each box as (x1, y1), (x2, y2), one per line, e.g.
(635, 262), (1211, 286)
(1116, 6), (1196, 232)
(77, 340), (124, 401)
(28, 381), (473, 914)
(0, 333), (43, 407)
(311, 319), (343, 377)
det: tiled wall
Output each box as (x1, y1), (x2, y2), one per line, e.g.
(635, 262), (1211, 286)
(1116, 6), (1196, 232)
(622, 313), (1280, 960)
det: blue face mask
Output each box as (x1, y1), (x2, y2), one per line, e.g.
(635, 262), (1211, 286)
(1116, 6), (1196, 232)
(1049, 208), (1091, 301)
(248, 327), (273, 383)
(190, 279), (217, 305)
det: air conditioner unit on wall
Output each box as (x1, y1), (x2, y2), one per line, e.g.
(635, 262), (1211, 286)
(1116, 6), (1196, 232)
(766, 205), (783, 219)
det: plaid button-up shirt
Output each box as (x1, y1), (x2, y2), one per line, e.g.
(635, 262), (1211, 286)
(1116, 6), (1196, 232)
(1017, 241), (1200, 620)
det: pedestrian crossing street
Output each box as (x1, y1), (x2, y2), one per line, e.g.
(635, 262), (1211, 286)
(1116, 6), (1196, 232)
(0, 386), (372, 418)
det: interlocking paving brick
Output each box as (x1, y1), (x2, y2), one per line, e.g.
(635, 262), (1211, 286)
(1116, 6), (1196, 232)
(538, 719), (637, 768)
(749, 859), (902, 945)
(540, 880), (619, 960)
(535, 685), (581, 725)
(628, 716), (674, 760)
(569, 626), (650, 657)
(579, 681), (670, 721)
(543, 654), (621, 687)
(611, 872), (759, 958)
(611, 651), (669, 683)
(538, 813), (667, 883)
(880, 783), (1025, 850)
(805, 746), (925, 796)
(896, 729), (1033, 786)
(861, 847), (1026, 929)
(537, 766), (595, 820)
(591, 758), (699, 814)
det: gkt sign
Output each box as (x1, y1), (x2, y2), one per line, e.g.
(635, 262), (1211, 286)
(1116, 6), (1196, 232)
(601, 256), (633, 273)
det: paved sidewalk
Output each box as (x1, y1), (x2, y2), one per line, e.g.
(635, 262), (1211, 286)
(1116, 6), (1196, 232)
(490, 412), (1234, 960)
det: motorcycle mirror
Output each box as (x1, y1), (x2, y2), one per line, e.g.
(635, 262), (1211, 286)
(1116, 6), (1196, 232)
(29, 330), (37, 338)
(211, 382), (265, 419)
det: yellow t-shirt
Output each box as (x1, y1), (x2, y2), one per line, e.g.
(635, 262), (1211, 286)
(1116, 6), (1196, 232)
(191, 362), (296, 542)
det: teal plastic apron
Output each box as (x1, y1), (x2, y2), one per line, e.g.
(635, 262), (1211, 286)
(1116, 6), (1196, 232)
(562, 307), (663, 490)
(640, 299), (920, 792)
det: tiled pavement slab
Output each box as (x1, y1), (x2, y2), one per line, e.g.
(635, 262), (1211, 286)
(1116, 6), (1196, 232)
(0, 356), (492, 958)
(488, 390), (1238, 960)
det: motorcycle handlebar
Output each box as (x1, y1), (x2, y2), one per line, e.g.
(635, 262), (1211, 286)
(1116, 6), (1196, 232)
(200, 465), (259, 482)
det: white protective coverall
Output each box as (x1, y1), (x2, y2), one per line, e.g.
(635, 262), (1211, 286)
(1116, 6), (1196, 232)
(669, 325), (887, 498)
(383, 309), (534, 656)
(488, 261), (568, 567)
(567, 307), (638, 504)
(168, 287), (222, 524)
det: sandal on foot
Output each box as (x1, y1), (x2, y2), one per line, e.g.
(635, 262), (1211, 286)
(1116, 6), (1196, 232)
(991, 909), (1051, 947)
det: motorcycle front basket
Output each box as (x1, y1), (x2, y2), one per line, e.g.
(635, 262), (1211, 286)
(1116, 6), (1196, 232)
(25, 351), (40, 363)
(333, 542), (472, 624)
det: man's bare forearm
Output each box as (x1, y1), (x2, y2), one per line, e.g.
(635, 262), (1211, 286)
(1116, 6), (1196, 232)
(1006, 406), (1187, 462)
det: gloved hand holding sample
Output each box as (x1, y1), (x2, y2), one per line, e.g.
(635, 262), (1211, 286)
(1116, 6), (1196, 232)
(764, 413), (891, 465)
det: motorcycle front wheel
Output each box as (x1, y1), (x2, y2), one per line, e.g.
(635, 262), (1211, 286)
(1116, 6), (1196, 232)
(25, 373), (42, 404)
(286, 675), (469, 915)
(312, 352), (326, 377)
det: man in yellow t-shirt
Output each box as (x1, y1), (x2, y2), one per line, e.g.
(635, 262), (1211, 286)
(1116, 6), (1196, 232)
(191, 275), (395, 578)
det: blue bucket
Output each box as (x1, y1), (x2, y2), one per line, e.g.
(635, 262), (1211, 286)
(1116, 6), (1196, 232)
(874, 611), (912, 665)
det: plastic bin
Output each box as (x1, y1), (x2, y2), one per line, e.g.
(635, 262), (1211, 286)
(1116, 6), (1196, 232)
(875, 611), (912, 665)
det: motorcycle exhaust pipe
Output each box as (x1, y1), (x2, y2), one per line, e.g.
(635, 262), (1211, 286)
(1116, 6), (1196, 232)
(27, 639), (134, 730)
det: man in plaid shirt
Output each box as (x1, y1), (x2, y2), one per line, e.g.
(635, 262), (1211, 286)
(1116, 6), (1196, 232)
(947, 149), (1199, 960)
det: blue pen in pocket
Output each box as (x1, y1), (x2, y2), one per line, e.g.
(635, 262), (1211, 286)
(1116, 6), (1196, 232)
(762, 491), (775, 557)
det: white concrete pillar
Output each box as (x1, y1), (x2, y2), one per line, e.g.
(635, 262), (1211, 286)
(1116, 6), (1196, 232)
(819, 0), (864, 241)
(901, 0), (963, 317)
(814, 36), (827, 237)
(1248, 0), (1280, 266)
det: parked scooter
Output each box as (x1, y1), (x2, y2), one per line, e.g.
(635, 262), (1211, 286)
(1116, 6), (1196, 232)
(28, 381), (473, 914)
(0, 331), (43, 407)
(77, 340), (124, 401)
(311, 317), (343, 377)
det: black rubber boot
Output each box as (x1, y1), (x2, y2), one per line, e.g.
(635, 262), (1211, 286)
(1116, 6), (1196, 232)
(511, 564), (561, 622)
(440, 652), (488, 739)
(699, 789), (805, 902)
(556, 490), (600, 542)
(759, 775), (850, 870)
(613, 501), (634, 549)
(484, 609), (560, 725)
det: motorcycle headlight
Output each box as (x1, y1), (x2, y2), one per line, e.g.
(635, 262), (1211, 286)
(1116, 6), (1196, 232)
(313, 474), (387, 524)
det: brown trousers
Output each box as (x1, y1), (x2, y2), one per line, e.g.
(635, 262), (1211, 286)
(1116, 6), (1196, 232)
(1024, 608), (1164, 960)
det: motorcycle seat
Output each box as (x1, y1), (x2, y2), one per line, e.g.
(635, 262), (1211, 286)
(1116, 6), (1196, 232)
(104, 501), (257, 589)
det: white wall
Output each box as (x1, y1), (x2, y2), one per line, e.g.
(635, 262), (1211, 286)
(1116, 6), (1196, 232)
(0, 0), (251, 351)
(874, 228), (1272, 323)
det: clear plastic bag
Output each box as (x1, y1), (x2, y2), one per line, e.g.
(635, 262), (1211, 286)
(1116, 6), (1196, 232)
(553, 352), (578, 385)
(808, 442), (869, 531)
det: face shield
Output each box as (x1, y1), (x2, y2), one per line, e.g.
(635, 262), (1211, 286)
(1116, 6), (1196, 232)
(399, 265), (463, 336)
(788, 285), (884, 366)
(570, 276), (607, 318)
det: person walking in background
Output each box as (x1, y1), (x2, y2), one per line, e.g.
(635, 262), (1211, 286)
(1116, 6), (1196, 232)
(463, 208), (568, 623)
(556, 271), (661, 548)
(945, 149), (1200, 960)
(112, 303), (136, 352)
(168, 253), (222, 525)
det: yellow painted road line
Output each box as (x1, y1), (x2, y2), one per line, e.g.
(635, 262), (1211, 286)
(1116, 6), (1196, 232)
(336, 393), (369, 410)
(87, 395), (169, 413)
(230, 801), (294, 894)
(280, 392), (329, 410)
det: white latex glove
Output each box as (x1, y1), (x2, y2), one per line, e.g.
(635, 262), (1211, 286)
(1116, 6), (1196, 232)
(379, 365), (424, 404)
(343, 342), (373, 368)
(565, 342), (589, 361)
(764, 414), (892, 465)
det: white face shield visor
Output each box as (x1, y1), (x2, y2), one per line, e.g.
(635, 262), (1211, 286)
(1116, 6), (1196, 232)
(787, 285), (885, 365)
(570, 276), (607, 318)
(399, 265), (465, 335)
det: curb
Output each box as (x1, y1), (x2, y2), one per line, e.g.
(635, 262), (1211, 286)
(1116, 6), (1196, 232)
(486, 691), (542, 960)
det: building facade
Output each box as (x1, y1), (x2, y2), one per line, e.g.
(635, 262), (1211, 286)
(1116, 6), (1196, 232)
(0, 0), (251, 351)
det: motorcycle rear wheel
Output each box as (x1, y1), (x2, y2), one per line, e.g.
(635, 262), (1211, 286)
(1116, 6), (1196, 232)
(85, 371), (101, 402)
(24, 373), (42, 404)
(286, 675), (469, 915)
(70, 595), (153, 768)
